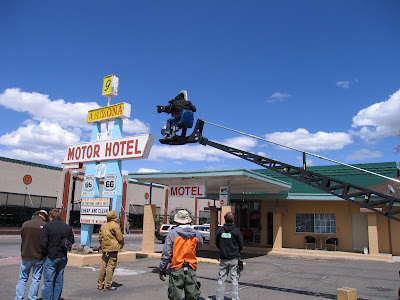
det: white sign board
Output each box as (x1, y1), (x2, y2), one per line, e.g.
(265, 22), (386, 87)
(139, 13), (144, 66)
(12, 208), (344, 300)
(81, 206), (110, 215)
(94, 164), (107, 178)
(80, 215), (107, 225)
(219, 186), (229, 205)
(169, 185), (206, 198)
(62, 134), (155, 164)
(81, 197), (111, 207)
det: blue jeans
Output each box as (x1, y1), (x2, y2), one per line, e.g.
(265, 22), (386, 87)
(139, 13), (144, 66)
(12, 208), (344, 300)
(216, 258), (240, 300)
(15, 258), (44, 300)
(166, 117), (176, 132)
(41, 257), (67, 300)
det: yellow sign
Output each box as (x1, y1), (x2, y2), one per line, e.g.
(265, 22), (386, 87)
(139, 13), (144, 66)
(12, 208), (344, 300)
(102, 75), (119, 97)
(87, 102), (131, 124)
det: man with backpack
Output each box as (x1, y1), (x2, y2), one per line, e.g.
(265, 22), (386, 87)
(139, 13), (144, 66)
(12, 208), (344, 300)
(215, 212), (243, 300)
(159, 210), (203, 300)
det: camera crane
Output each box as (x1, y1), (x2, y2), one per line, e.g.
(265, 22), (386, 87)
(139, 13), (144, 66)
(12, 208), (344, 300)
(160, 119), (400, 222)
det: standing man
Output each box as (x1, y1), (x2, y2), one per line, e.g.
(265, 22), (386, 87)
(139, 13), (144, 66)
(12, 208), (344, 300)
(215, 212), (243, 300)
(159, 210), (203, 300)
(15, 210), (49, 300)
(97, 210), (124, 291)
(40, 208), (74, 300)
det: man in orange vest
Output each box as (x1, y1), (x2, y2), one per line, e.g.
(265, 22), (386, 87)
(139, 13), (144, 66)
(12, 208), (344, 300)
(159, 210), (203, 300)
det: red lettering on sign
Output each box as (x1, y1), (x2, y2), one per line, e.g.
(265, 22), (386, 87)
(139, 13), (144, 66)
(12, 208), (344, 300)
(81, 146), (87, 159)
(105, 142), (112, 157)
(112, 142), (119, 156)
(75, 147), (81, 159)
(87, 145), (93, 158)
(68, 148), (75, 160)
(120, 140), (126, 154)
(170, 187), (178, 196)
(178, 187), (184, 195)
(94, 145), (100, 158)
(126, 140), (133, 155)
(135, 140), (141, 155)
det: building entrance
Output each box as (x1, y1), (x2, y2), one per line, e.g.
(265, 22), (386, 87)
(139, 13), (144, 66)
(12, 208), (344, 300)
(232, 200), (261, 244)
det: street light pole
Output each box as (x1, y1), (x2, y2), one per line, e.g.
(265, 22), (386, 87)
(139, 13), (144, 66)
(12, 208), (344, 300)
(69, 170), (79, 226)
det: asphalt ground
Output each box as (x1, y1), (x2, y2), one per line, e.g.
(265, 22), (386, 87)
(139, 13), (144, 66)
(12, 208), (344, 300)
(1, 250), (400, 300)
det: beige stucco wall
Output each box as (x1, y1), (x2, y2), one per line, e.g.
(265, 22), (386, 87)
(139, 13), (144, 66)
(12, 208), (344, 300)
(275, 199), (391, 253)
(0, 160), (62, 199)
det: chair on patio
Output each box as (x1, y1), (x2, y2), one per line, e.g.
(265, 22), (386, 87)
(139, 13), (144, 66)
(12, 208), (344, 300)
(325, 238), (338, 251)
(305, 236), (316, 249)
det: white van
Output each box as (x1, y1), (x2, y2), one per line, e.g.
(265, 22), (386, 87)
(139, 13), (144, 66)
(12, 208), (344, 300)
(191, 224), (210, 242)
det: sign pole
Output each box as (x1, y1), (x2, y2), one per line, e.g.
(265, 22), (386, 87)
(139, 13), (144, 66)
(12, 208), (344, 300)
(80, 122), (101, 247)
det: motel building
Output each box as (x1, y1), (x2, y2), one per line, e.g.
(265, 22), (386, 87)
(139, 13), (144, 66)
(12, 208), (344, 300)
(1, 155), (400, 259)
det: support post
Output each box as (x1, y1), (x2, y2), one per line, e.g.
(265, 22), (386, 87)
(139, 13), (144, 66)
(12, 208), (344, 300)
(360, 208), (381, 256)
(209, 208), (219, 247)
(272, 208), (287, 250)
(142, 204), (156, 253)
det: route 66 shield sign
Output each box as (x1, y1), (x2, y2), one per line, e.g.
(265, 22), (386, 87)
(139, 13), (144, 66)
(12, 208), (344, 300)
(104, 174), (117, 191)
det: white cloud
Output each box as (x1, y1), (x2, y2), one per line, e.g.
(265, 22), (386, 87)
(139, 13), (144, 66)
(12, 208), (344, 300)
(351, 89), (400, 142)
(0, 121), (80, 151)
(266, 92), (291, 104)
(265, 128), (353, 152)
(123, 118), (150, 134)
(345, 148), (382, 162)
(0, 88), (99, 129)
(137, 168), (160, 173)
(0, 148), (66, 165)
(336, 81), (350, 89)
(0, 88), (151, 166)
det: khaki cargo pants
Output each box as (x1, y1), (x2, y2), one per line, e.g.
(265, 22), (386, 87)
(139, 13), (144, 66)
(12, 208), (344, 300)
(97, 251), (118, 290)
(168, 267), (200, 300)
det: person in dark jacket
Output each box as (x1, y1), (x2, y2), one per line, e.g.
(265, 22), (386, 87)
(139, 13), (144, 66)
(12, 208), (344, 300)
(40, 208), (74, 300)
(157, 90), (196, 138)
(15, 210), (49, 300)
(215, 212), (243, 300)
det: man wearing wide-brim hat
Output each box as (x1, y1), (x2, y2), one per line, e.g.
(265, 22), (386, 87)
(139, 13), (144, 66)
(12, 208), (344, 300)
(159, 210), (203, 300)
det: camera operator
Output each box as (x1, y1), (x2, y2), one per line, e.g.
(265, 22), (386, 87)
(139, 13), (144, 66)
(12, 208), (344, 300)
(157, 90), (196, 138)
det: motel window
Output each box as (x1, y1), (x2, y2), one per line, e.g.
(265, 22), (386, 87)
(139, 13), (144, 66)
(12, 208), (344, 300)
(295, 214), (336, 234)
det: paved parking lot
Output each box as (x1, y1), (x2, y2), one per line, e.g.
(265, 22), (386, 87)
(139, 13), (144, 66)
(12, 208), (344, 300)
(1, 250), (400, 300)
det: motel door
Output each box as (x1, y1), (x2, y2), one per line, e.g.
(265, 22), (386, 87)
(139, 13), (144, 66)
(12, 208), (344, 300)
(351, 213), (368, 252)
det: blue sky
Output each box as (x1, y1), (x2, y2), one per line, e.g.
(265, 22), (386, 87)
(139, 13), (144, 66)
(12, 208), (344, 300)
(0, 1), (400, 174)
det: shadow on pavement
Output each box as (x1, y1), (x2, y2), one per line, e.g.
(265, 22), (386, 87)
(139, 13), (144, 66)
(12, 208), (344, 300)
(196, 275), (370, 300)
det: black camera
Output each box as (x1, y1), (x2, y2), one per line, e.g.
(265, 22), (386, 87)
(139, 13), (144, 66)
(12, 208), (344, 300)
(157, 105), (165, 114)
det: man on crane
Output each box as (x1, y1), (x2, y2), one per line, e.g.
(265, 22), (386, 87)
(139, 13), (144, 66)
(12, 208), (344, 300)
(157, 90), (196, 139)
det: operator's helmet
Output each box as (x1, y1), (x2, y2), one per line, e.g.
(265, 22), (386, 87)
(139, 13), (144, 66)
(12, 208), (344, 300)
(180, 90), (188, 101)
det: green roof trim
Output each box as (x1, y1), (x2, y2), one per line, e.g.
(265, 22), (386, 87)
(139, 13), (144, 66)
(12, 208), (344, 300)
(253, 162), (399, 194)
(0, 156), (62, 171)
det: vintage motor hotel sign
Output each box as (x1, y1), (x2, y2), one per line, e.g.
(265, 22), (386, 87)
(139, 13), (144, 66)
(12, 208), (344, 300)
(87, 102), (131, 124)
(169, 185), (206, 198)
(62, 134), (155, 164)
